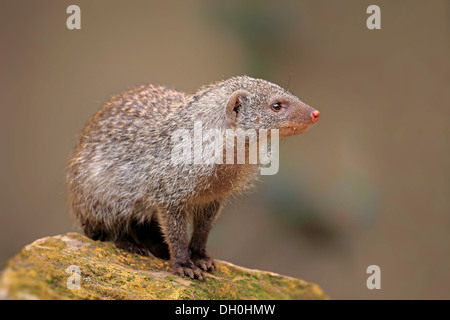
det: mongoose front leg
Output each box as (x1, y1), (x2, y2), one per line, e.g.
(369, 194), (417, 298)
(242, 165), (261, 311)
(189, 201), (222, 272)
(159, 206), (204, 280)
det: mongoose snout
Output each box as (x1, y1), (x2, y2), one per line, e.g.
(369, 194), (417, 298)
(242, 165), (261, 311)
(277, 99), (320, 138)
(66, 76), (320, 279)
(312, 110), (320, 122)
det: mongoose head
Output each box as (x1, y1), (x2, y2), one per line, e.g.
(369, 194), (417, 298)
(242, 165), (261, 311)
(224, 76), (320, 138)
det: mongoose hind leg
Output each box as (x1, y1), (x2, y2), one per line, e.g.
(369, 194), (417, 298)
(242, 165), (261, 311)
(129, 217), (171, 260)
(81, 220), (152, 256)
(114, 217), (171, 259)
(114, 236), (152, 256)
(189, 201), (222, 272)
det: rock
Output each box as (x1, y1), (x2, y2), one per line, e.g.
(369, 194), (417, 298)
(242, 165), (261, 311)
(0, 233), (328, 300)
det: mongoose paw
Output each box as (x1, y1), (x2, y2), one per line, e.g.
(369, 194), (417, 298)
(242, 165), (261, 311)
(173, 261), (205, 280)
(191, 255), (217, 272)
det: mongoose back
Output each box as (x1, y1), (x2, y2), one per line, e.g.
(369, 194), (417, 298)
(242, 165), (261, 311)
(66, 76), (320, 279)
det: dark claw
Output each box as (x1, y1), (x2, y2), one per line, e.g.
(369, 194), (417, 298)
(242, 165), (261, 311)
(191, 254), (217, 272)
(173, 261), (205, 280)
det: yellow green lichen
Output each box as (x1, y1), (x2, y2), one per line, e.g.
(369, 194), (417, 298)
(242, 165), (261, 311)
(0, 233), (328, 300)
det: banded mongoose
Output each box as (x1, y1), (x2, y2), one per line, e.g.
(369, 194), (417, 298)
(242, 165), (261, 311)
(66, 76), (320, 279)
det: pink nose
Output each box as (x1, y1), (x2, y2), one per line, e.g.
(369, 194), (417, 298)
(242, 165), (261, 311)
(311, 110), (320, 123)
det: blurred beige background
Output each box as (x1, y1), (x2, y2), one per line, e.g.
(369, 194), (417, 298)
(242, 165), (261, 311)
(0, 0), (449, 299)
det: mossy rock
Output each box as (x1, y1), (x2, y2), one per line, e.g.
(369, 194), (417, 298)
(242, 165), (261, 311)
(0, 233), (328, 300)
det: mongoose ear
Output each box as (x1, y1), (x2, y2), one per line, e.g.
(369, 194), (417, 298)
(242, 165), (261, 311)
(225, 89), (250, 126)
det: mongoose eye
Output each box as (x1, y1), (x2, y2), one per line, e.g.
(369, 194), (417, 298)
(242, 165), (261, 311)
(271, 102), (282, 112)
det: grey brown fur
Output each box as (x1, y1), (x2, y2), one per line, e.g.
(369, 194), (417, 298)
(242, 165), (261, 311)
(66, 76), (319, 279)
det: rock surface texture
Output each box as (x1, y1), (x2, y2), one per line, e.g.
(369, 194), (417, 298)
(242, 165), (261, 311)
(0, 233), (327, 300)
